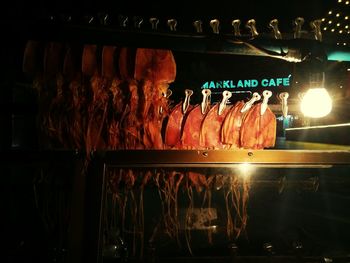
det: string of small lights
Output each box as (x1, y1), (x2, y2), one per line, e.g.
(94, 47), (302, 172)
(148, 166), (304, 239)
(323, 0), (350, 46)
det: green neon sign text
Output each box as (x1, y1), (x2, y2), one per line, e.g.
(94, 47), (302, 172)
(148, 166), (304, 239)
(201, 75), (291, 89)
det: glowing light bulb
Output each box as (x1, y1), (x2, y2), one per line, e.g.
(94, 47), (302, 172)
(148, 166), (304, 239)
(345, 25), (349, 29)
(328, 11), (333, 15)
(322, 18), (326, 22)
(338, 0), (342, 2)
(346, 1), (349, 4)
(336, 13), (340, 17)
(345, 16), (349, 20)
(328, 20), (333, 24)
(331, 28), (335, 32)
(323, 27), (327, 30)
(340, 30), (343, 33)
(300, 88), (332, 118)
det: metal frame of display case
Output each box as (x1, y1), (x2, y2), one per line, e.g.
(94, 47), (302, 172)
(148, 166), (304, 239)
(101, 149), (350, 168)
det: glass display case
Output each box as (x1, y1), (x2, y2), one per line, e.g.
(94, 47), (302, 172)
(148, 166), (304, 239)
(96, 147), (350, 263)
(4, 3), (350, 262)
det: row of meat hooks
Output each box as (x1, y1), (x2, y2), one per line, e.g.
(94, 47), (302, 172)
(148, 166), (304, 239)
(57, 13), (323, 41)
(115, 16), (322, 40)
(176, 88), (289, 117)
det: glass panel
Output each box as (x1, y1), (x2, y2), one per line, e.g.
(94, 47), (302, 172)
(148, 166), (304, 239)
(101, 165), (350, 261)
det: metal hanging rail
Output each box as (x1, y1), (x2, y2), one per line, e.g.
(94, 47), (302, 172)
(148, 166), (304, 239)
(11, 16), (350, 62)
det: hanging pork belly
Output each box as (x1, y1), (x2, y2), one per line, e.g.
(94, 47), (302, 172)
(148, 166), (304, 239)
(181, 89), (211, 149)
(200, 91), (232, 149)
(240, 90), (276, 149)
(164, 89), (193, 149)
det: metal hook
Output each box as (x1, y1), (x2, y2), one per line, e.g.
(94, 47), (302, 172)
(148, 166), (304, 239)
(193, 20), (203, 33)
(261, 90), (272, 115)
(149, 17), (159, 30)
(310, 19), (323, 41)
(279, 92), (289, 118)
(218, 90), (232, 115)
(246, 19), (259, 38)
(241, 92), (261, 113)
(118, 15), (128, 27)
(232, 19), (241, 37)
(201, 89), (211, 114)
(183, 89), (193, 114)
(294, 17), (304, 39)
(133, 16), (143, 29)
(210, 19), (220, 34)
(167, 19), (177, 31)
(269, 19), (282, 39)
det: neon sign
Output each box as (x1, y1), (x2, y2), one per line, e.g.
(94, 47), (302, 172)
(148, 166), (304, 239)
(201, 74), (292, 89)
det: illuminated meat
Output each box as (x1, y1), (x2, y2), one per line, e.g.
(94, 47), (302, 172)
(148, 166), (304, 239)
(221, 101), (245, 148)
(119, 47), (143, 149)
(134, 48), (177, 149)
(135, 48), (176, 118)
(181, 89), (211, 149)
(165, 90), (193, 148)
(134, 48), (176, 83)
(102, 46), (125, 150)
(240, 91), (276, 149)
(200, 91), (232, 149)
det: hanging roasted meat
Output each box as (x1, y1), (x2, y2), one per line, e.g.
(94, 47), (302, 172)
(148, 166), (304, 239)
(200, 91), (232, 149)
(181, 89), (211, 149)
(43, 42), (64, 80)
(81, 44), (98, 77)
(44, 42), (73, 148)
(85, 45), (111, 153)
(221, 92), (261, 149)
(101, 46), (125, 150)
(240, 90), (276, 149)
(23, 40), (43, 78)
(62, 46), (87, 150)
(164, 89), (193, 149)
(134, 48), (177, 149)
(221, 100), (245, 149)
(120, 47), (143, 149)
(134, 48), (176, 86)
